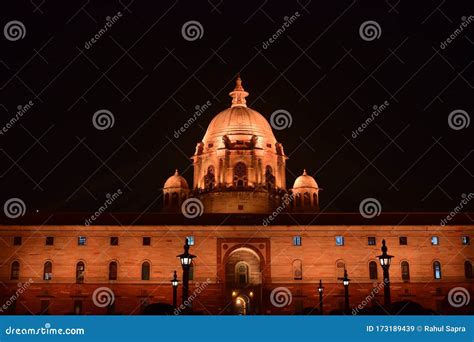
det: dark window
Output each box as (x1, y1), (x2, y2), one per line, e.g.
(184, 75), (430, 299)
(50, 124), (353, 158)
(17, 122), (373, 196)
(78, 236), (86, 246)
(40, 300), (50, 315)
(401, 261), (410, 281)
(13, 236), (22, 246)
(46, 237), (54, 246)
(207, 143), (213, 148)
(462, 236), (470, 245)
(43, 261), (52, 280)
(465, 261), (473, 279)
(336, 236), (344, 246)
(293, 260), (303, 280)
(369, 261), (378, 279)
(368, 237), (376, 246)
(143, 237), (151, 246)
(110, 237), (119, 246)
(266, 144), (272, 148)
(233, 162), (248, 188)
(73, 300), (83, 315)
(431, 236), (439, 245)
(399, 237), (407, 245)
(238, 205), (244, 210)
(76, 262), (85, 283)
(141, 262), (150, 280)
(11, 261), (20, 280)
(109, 262), (118, 280)
(293, 236), (302, 246)
(433, 261), (441, 279)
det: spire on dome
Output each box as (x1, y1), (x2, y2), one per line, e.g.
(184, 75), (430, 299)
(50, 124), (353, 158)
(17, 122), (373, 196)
(229, 75), (249, 107)
(303, 169), (307, 175)
(174, 169), (179, 176)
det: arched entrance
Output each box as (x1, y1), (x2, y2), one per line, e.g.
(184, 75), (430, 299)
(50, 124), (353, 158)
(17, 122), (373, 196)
(225, 247), (262, 314)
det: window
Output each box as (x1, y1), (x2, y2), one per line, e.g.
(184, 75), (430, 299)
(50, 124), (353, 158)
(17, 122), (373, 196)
(43, 261), (52, 280)
(401, 261), (410, 281)
(399, 236), (407, 245)
(76, 262), (85, 283)
(186, 236), (195, 246)
(431, 236), (439, 245)
(462, 236), (470, 245)
(73, 300), (83, 315)
(293, 260), (303, 280)
(368, 237), (376, 246)
(465, 261), (473, 279)
(233, 162), (248, 188)
(13, 236), (22, 246)
(141, 262), (150, 280)
(78, 236), (86, 246)
(143, 237), (151, 246)
(110, 237), (119, 246)
(109, 262), (118, 280)
(335, 236), (344, 246)
(235, 262), (249, 284)
(238, 205), (244, 210)
(293, 236), (302, 246)
(189, 262), (194, 281)
(433, 261), (442, 279)
(336, 261), (345, 279)
(11, 261), (20, 280)
(369, 261), (378, 279)
(40, 300), (50, 315)
(46, 237), (54, 245)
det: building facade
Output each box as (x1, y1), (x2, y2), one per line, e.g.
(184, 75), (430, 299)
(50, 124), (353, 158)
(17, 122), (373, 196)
(0, 78), (472, 315)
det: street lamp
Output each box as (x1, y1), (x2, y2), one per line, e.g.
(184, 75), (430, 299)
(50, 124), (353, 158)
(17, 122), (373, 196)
(318, 279), (324, 315)
(342, 269), (350, 313)
(177, 238), (196, 310)
(171, 270), (179, 308)
(377, 239), (393, 306)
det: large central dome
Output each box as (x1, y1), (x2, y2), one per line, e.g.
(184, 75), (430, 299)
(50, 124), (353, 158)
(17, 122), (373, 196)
(201, 77), (276, 145)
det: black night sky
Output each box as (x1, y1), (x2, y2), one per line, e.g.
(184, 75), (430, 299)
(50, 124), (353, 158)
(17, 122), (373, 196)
(0, 0), (472, 214)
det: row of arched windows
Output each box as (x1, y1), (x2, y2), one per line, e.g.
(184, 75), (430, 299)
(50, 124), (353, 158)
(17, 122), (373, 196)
(9, 261), (194, 282)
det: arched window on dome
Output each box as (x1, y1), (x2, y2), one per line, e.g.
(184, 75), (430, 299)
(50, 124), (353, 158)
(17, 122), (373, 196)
(303, 192), (311, 207)
(233, 162), (248, 188)
(204, 165), (216, 190)
(171, 192), (179, 206)
(313, 193), (318, 207)
(265, 165), (275, 189)
(295, 194), (301, 207)
(164, 193), (170, 206)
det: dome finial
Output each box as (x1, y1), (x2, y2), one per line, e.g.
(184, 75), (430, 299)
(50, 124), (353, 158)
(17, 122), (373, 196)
(303, 169), (307, 175)
(174, 169), (179, 175)
(229, 75), (249, 108)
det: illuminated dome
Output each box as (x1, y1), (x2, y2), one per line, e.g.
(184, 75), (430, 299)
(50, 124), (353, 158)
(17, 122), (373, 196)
(201, 77), (277, 146)
(164, 170), (189, 189)
(293, 169), (318, 189)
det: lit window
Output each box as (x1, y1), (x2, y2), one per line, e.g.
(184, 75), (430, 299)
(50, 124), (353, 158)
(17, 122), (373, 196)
(43, 261), (52, 280)
(186, 236), (195, 245)
(462, 236), (470, 245)
(143, 237), (151, 246)
(110, 237), (119, 246)
(46, 237), (54, 246)
(399, 237), (407, 245)
(368, 237), (376, 246)
(293, 236), (302, 246)
(76, 262), (85, 283)
(433, 261), (441, 279)
(78, 236), (87, 246)
(401, 261), (410, 281)
(431, 236), (439, 245)
(335, 236), (344, 246)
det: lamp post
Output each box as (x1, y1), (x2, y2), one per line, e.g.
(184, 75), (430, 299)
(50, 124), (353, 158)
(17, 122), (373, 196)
(342, 269), (350, 313)
(318, 279), (324, 315)
(377, 239), (393, 306)
(171, 270), (179, 308)
(177, 238), (196, 311)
